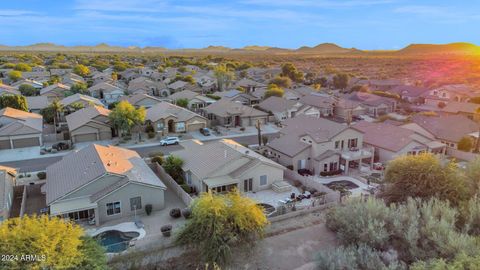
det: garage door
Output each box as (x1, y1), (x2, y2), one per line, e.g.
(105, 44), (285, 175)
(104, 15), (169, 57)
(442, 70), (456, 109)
(74, 133), (97, 143)
(0, 140), (11, 150)
(12, 137), (40, 148)
(187, 122), (206, 132)
(99, 131), (112, 140)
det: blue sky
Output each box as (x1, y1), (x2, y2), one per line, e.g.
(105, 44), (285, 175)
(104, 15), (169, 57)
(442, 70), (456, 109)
(1, 0), (479, 49)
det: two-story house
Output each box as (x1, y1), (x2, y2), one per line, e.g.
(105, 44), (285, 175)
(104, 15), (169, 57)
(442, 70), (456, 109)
(267, 115), (373, 175)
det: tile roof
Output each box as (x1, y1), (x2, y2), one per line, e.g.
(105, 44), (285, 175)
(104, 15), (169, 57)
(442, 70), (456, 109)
(258, 96), (300, 113)
(0, 107), (43, 136)
(65, 105), (111, 131)
(146, 102), (205, 122)
(411, 114), (478, 142)
(40, 83), (70, 95)
(203, 99), (268, 117)
(61, 93), (103, 107)
(46, 144), (166, 204)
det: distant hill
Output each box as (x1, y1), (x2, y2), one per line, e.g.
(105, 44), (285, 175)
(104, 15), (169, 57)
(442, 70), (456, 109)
(0, 42), (478, 56)
(295, 43), (357, 54)
(397, 42), (480, 55)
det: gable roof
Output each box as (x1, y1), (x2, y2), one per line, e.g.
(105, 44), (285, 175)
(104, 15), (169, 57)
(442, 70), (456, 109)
(258, 96), (301, 113)
(298, 93), (335, 109)
(40, 83), (70, 95)
(173, 139), (284, 180)
(411, 114), (478, 142)
(0, 107), (43, 136)
(88, 82), (124, 93)
(119, 93), (162, 106)
(441, 101), (480, 114)
(26, 96), (49, 111)
(203, 99), (268, 117)
(65, 105), (111, 131)
(346, 92), (397, 106)
(61, 93), (103, 107)
(146, 102), (206, 122)
(46, 144), (166, 204)
(390, 85), (428, 98)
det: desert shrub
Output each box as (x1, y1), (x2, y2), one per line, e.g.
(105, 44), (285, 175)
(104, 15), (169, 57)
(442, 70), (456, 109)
(151, 156), (164, 165)
(148, 151), (164, 158)
(182, 208), (192, 219)
(170, 208), (181, 218)
(37, 172), (46, 180)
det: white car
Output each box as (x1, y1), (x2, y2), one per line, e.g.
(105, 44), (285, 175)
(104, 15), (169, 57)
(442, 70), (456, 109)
(160, 136), (180, 146)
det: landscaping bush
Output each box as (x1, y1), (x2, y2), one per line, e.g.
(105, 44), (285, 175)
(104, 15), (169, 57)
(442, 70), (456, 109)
(37, 172), (46, 180)
(320, 169), (342, 177)
(151, 156), (164, 165)
(148, 151), (164, 158)
(240, 127), (246, 131)
(161, 225), (172, 237)
(145, 204), (153, 216)
(169, 208), (181, 218)
(180, 184), (191, 193)
(181, 208), (192, 219)
(145, 124), (154, 133)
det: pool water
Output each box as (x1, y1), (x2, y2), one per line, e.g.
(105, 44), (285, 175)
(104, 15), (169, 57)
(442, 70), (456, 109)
(94, 230), (140, 253)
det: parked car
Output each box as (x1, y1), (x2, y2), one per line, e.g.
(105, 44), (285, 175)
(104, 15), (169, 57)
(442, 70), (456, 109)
(199, 128), (211, 136)
(52, 142), (69, 151)
(160, 137), (180, 146)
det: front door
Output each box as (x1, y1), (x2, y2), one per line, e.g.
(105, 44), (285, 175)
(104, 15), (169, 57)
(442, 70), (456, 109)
(243, 178), (253, 192)
(235, 116), (241, 127)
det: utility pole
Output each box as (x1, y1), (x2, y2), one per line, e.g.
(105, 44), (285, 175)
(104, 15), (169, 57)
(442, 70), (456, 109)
(256, 119), (262, 147)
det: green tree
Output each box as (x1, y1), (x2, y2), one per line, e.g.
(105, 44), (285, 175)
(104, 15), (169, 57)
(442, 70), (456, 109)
(109, 100), (145, 137)
(281, 63), (304, 82)
(176, 98), (189, 108)
(333, 73), (349, 89)
(269, 76), (292, 88)
(73, 64), (90, 77)
(163, 155), (184, 181)
(74, 236), (108, 270)
(0, 95), (28, 111)
(8, 70), (22, 82)
(264, 84), (284, 98)
(383, 153), (470, 205)
(176, 190), (268, 266)
(48, 99), (64, 132)
(214, 64), (235, 91)
(14, 62), (32, 72)
(0, 215), (83, 269)
(70, 82), (89, 95)
(19, 84), (39, 96)
(458, 136), (474, 152)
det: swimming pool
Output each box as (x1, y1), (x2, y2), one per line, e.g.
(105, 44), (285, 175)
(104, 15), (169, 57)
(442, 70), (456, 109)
(94, 230), (140, 253)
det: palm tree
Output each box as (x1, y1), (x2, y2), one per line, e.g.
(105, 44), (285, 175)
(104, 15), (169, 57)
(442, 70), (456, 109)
(50, 99), (64, 133)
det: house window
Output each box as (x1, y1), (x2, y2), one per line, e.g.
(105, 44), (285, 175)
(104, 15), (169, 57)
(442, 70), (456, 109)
(323, 164), (328, 172)
(260, 175), (267, 186)
(244, 178), (253, 192)
(335, 141), (340, 149)
(157, 122), (164, 130)
(348, 138), (358, 148)
(106, 202), (121, 216)
(176, 122), (186, 132)
(130, 197), (142, 211)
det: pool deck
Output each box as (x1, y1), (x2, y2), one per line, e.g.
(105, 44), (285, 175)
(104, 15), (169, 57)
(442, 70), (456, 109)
(312, 175), (373, 196)
(86, 222), (146, 240)
(245, 187), (313, 208)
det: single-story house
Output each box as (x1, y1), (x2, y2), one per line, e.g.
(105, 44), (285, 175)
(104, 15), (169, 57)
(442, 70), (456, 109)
(66, 106), (114, 143)
(0, 84), (21, 96)
(258, 96), (320, 122)
(26, 96), (49, 113)
(120, 94), (162, 109)
(298, 93), (335, 117)
(389, 85), (428, 103)
(127, 77), (168, 96)
(0, 165), (16, 222)
(61, 94), (104, 112)
(172, 139), (285, 193)
(146, 102), (207, 134)
(46, 144), (167, 226)
(0, 107), (43, 150)
(345, 92), (397, 117)
(353, 121), (446, 162)
(216, 89), (261, 105)
(88, 82), (125, 104)
(202, 99), (268, 127)
(167, 90), (216, 112)
(40, 83), (70, 101)
(440, 101), (480, 120)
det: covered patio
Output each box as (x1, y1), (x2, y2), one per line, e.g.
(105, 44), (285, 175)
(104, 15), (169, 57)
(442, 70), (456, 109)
(339, 147), (374, 175)
(50, 197), (98, 226)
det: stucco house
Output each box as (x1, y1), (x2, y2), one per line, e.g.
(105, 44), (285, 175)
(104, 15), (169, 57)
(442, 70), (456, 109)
(0, 165), (16, 222)
(26, 96), (49, 113)
(353, 121), (446, 163)
(40, 83), (70, 101)
(120, 93), (162, 109)
(202, 99), (268, 127)
(0, 107), (43, 150)
(267, 115), (373, 175)
(172, 139), (285, 193)
(258, 96), (320, 122)
(66, 106), (114, 143)
(146, 102), (207, 135)
(88, 82), (125, 104)
(61, 94), (104, 113)
(46, 144), (166, 226)
(424, 84), (479, 106)
(167, 90), (216, 112)
(128, 77), (168, 97)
